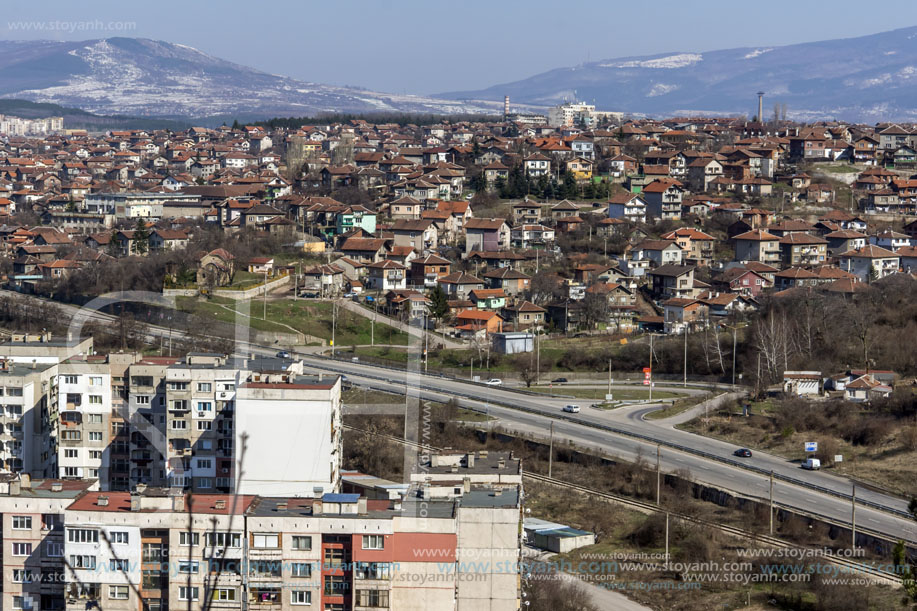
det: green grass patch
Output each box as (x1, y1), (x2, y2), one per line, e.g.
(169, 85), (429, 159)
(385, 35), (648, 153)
(644, 392), (713, 420)
(528, 386), (682, 401)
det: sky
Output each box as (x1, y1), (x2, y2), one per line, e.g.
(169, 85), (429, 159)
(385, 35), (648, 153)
(3, 0), (917, 95)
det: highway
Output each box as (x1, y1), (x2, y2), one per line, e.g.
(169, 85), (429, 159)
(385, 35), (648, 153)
(9, 290), (917, 545)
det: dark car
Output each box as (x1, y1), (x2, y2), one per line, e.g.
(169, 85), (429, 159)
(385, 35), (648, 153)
(276, 350), (290, 359)
(551, 377), (568, 383)
(733, 448), (753, 458)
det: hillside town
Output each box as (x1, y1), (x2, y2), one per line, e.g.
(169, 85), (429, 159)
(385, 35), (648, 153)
(0, 103), (916, 611)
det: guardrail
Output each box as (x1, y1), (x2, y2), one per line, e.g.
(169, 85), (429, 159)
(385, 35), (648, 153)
(344, 423), (904, 584)
(313, 354), (911, 521)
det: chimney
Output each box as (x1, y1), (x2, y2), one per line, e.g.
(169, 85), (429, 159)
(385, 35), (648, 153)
(172, 494), (185, 512)
(276, 501), (288, 511)
(756, 92), (764, 123)
(466, 453), (475, 468)
(504, 95), (510, 116)
(358, 497), (367, 514)
(130, 494), (141, 511)
(313, 500), (323, 515)
(463, 477), (471, 493)
(97, 496), (109, 507)
(20, 473), (31, 488)
(51, 482), (62, 492)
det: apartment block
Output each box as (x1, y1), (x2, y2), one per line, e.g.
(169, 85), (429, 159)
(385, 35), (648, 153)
(55, 358), (112, 485)
(0, 475), (94, 611)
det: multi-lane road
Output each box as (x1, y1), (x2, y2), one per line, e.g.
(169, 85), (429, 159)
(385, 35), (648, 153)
(9, 290), (917, 545)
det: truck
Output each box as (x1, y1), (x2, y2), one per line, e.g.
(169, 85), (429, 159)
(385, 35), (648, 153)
(801, 458), (821, 470)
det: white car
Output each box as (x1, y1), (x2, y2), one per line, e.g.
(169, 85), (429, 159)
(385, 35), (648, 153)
(484, 378), (503, 386)
(563, 404), (580, 413)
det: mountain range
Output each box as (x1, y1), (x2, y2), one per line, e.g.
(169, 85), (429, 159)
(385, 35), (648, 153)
(438, 26), (917, 122)
(0, 37), (504, 120)
(3, 28), (917, 123)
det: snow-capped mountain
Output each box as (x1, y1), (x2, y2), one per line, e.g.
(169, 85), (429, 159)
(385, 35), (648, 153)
(0, 37), (504, 118)
(437, 26), (917, 122)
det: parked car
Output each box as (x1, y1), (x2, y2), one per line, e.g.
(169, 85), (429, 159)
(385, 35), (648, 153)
(733, 448), (752, 458)
(343, 291), (357, 298)
(551, 377), (568, 383)
(802, 458), (821, 470)
(276, 350), (290, 359)
(484, 379), (502, 386)
(563, 404), (580, 413)
(301, 291), (319, 298)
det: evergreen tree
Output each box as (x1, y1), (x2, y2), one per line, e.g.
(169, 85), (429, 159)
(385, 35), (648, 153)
(133, 217), (150, 256)
(428, 285), (449, 321)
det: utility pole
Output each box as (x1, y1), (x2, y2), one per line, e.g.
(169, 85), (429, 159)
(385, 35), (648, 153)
(548, 421), (554, 478)
(769, 471), (775, 535)
(649, 333), (654, 402)
(263, 270), (268, 320)
(664, 513), (670, 569)
(607, 358), (612, 399)
(655, 445), (661, 505)
(851, 485), (857, 549)
(331, 299), (336, 358)
(535, 332), (540, 385)
(470, 357), (474, 381)
(732, 325), (738, 387)
(683, 325), (688, 388)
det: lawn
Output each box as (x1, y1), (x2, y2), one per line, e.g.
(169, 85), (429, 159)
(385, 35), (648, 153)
(177, 297), (409, 346)
(815, 163), (860, 174)
(527, 386), (683, 401)
(643, 392), (713, 420)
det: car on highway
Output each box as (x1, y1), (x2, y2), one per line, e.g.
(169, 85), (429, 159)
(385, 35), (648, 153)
(563, 404), (581, 413)
(343, 291), (357, 298)
(733, 448), (753, 458)
(801, 458), (821, 470)
(484, 378), (503, 386)
(551, 377), (568, 383)
(276, 350), (291, 359)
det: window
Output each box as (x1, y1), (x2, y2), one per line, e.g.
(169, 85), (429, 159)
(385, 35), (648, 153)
(110, 558), (129, 571)
(355, 562), (391, 580)
(291, 535), (312, 551)
(287, 562), (312, 578)
(356, 590), (390, 608)
(196, 458), (212, 469)
(197, 420), (212, 431)
(61, 430), (81, 441)
(12, 596), (29, 610)
(12, 569), (36, 583)
(324, 575), (349, 596)
(216, 477), (233, 489)
(197, 401), (212, 412)
(88, 431), (103, 442)
(63, 449), (78, 459)
(197, 383), (212, 392)
(211, 588), (236, 601)
(205, 532), (241, 548)
(88, 414), (103, 424)
(179, 532), (199, 546)
(70, 554), (96, 569)
(136, 395), (150, 405)
(178, 587), (199, 601)
(89, 450), (102, 459)
(362, 535), (384, 550)
(89, 376), (103, 386)
(168, 381), (188, 390)
(252, 533), (279, 549)
(12, 515), (32, 529)
(197, 478), (212, 489)
(141, 570), (163, 590)
(291, 590), (312, 605)
(171, 420), (187, 430)
(46, 541), (63, 557)
(87, 469), (99, 478)
(110, 531), (129, 544)
(250, 560), (282, 577)
(88, 395), (103, 405)
(63, 467), (79, 477)
(68, 528), (99, 543)
(63, 375), (78, 384)
(142, 542), (164, 562)
(109, 585), (129, 600)
(178, 560), (199, 574)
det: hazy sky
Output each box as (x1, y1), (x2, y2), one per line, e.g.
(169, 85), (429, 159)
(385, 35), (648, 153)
(3, 0), (916, 94)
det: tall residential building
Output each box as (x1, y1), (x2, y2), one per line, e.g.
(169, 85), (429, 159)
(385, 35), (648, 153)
(55, 358), (112, 486)
(0, 475), (95, 611)
(548, 102), (596, 127)
(234, 370), (342, 497)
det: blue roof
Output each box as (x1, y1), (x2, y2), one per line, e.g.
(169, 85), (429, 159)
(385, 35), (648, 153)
(323, 493), (360, 503)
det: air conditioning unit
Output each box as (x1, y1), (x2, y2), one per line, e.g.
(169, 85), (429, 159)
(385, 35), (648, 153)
(198, 412), (206, 418)
(221, 468), (229, 474)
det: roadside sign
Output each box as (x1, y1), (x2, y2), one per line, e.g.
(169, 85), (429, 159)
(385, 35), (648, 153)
(643, 367), (651, 373)
(835, 455), (843, 463)
(805, 441), (817, 452)
(605, 394), (614, 401)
